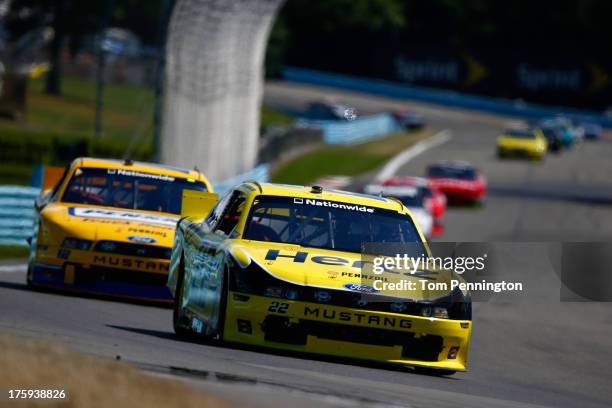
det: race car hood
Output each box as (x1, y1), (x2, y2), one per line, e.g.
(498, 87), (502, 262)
(230, 240), (461, 301)
(39, 203), (178, 247)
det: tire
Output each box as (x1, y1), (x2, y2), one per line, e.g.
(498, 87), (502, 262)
(26, 263), (33, 288)
(172, 256), (192, 338)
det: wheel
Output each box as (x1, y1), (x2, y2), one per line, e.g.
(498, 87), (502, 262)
(172, 256), (192, 338)
(414, 367), (456, 376)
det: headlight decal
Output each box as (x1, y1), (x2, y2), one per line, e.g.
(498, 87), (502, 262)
(228, 259), (472, 320)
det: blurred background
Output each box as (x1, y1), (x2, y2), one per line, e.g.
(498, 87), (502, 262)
(0, 0), (610, 183)
(0, 0), (611, 250)
(1, 3), (612, 406)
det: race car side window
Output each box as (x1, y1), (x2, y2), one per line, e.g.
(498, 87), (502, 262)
(215, 190), (247, 236)
(50, 165), (70, 202)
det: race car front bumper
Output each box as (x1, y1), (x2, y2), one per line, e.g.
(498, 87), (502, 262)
(29, 261), (172, 301)
(498, 146), (544, 159)
(223, 292), (472, 371)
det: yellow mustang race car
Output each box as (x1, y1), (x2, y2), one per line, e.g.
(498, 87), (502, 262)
(169, 182), (472, 374)
(27, 157), (213, 302)
(497, 128), (548, 159)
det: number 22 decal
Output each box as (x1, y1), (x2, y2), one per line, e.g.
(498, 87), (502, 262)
(268, 301), (289, 313)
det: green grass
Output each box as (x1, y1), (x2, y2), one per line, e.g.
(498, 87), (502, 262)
(0, 164), (34, 185)
(0, 246), (29, 260)
(8, 76), (293, 142)
(271, 130), (432, 185)
(261, 106), (293, 127)
(16, 76), (155, 142)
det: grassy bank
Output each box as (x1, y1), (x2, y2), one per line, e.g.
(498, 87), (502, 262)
(0, 334), (234, 408)
(271, 130), (431, 185)
(0, 245), (29, 260)
(0, 76), (293, 185)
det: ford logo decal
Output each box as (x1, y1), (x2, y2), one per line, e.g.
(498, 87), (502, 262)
(344, 283), (378, 293)
(127, 235), (156, 244)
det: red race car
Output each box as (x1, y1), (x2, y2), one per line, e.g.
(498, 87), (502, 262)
(426, 161), (486, 204)
(381, 176), (446, 236)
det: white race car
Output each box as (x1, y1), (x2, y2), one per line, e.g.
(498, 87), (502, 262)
(364, 184), (433, 238)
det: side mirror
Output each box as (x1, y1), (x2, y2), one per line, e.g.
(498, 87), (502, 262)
(181, 190), (219, 221)
(34, 189), (53, 212)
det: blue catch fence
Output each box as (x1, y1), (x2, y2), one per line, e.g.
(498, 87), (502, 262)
(296, 113), (401, 144)
(0, 186), (39, 246)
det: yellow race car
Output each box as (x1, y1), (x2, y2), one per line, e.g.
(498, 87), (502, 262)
(169, 182), (472, 374)
(497, 128), (548, 159)
(27, 157), (214, 302)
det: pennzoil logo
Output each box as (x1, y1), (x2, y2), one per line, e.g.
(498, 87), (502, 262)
(92, 255), (168, 272)
(341, 271), (388, 282)
(326, 271), (339, 279)
(303, 306), (411, 329)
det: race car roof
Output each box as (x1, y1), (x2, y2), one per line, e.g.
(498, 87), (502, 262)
(429, 160), (475, 169)
(74, 157), (211, 185)
(383, 176), (428, 187)
(246, 182), (405, 213)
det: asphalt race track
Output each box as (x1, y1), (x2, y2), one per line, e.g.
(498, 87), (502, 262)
(1, 82), (612, 408)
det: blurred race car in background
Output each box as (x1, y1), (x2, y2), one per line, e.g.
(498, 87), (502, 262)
(169, 182), (472, 374)
(537, 125), (563, 152)
(363, 183), (433, 238)
(391, 109), (425, 130)
(426, 161), (486, 204)
(377, 176), (446, 236)
(306, 100), (357, 121)
(538, 117), (575, 148)
(581, 122), (602, 140)
(27, 157), (214, 302)
(497, 127), (548, 159)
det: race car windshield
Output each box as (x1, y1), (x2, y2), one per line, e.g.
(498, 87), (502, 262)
(243, 195), (425, 254)
(505, 129), (535, 139)
(428, 166), (477, 180)
(61, 167), (207, 214)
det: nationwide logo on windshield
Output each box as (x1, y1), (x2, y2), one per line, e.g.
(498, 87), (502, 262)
(108, 168), (175, 182)
(294, 198), (374, 213)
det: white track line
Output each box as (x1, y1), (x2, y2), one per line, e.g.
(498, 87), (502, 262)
(375, 129), (452, 181)
(0, 264), (27, 274)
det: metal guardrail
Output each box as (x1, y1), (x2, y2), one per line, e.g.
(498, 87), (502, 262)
(0, 165), (271, 246)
